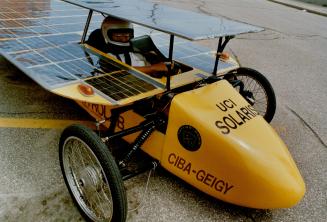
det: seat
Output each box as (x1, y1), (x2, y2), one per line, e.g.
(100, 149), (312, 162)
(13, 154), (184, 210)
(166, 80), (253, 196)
(130, 35), (167, 64)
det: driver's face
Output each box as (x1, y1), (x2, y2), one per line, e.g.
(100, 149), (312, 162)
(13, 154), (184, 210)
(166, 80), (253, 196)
(111, 32), (132, 43)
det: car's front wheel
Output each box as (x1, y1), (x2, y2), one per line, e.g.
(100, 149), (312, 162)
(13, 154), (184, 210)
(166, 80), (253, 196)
(59, 124), (127, 222)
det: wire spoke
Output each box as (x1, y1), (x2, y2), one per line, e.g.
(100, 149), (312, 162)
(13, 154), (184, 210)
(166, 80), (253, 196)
(63, 136), (114, 221)
(237, 74), (269, 118)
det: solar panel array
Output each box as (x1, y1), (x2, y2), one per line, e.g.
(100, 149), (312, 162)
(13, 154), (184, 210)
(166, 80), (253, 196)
(86, 71), (156, 101)
(0, 0), (235, 101)
(0, 0), (107, 89)
(63, 0), (262, 40)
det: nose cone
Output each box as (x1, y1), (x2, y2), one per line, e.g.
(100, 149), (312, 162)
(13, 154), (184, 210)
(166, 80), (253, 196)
(223, 119), (306, 209)
(244, 146), (306, 208)
(271, 174), (305, 208)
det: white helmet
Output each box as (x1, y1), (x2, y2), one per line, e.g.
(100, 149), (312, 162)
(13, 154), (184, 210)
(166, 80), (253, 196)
(101, 16), (134, 47)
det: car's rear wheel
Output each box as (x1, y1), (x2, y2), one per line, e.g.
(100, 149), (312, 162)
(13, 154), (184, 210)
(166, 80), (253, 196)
(224, 67), (276, 122)
(59, 124), (127, 222)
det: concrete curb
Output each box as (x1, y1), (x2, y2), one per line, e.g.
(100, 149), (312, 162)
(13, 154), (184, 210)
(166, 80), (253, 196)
(267, 0), (327, 17)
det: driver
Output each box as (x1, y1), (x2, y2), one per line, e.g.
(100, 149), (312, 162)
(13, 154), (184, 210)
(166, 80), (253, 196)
(87, 16), (168, 78)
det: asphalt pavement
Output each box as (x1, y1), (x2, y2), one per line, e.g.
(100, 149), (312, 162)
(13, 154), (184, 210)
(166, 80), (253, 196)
(0, 0), (326, 221)
(268, 0), (327, 16)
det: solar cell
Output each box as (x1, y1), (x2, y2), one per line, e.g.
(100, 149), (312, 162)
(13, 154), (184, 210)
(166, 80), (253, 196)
(83, 49), (127, 73)
(86, 71), (156, 101)
(2, 12), (29, 19)
(29, 64), (77, 86)
(58, 59), (103, 79)
(48, 2), (81, 11)
(0, 8), (15, 13)
(49, 23), (85, 33)
(92, 57), (122, 74)
(18, 36), (54, 49)
(0, 14), (9, 20)
(0, 29), (15, 39)
(42, 33), (80, 45)
(45, 16), (85, 26)
(0, 20), (23, 28)
(60, 43), (89, 59)
(47, 10), (87, 17)
(11, 50), (50, 67)
(28, 11), (53, 18)
(28, 26), (58, 35)
(0, 39), (29, 53)
(38, 46), (75, 62)
(8, 27), (37, 38)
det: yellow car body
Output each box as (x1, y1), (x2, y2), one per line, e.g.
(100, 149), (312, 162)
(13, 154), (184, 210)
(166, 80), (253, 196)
(77, 80), (305, 209)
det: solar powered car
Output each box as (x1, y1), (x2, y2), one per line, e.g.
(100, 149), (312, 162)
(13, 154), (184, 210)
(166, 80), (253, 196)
(0, 0), (305, 221)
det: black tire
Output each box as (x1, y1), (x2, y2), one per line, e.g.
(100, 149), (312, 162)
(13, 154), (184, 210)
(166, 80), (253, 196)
(224, 67), (276, 122)
(59, 124), (127, 222)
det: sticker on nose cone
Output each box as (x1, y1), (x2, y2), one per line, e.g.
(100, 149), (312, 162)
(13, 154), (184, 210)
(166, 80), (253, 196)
(178, 125), (201, 151)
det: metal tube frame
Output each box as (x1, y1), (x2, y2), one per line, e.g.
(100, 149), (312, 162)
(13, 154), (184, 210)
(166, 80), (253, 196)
(212, 36), (234, 75)
(166, 34), (175, 91)
(81, 10), (93, 44)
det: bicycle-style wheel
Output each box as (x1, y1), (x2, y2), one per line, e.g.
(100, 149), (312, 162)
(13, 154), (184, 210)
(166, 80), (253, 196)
(224, 67), (276, 122)
(59, 124), (127, 222)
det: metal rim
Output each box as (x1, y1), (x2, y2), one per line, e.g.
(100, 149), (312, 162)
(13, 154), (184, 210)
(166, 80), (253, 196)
(62, 136), (113, 221)
(236, 74), (269, 117)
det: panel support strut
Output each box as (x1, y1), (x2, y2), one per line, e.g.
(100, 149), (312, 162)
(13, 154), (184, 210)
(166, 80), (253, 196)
(212, 36), (234, 75)
(81, 10), (93, 44)
(166, 34), (175, 91)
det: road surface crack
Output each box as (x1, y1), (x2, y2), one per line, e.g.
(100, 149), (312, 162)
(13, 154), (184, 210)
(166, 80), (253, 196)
(286, 105), (327, 148)
(197, 0), (211, 16)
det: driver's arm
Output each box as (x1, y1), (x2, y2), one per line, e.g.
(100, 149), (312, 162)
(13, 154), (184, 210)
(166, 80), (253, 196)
(134, 62), (168, 78)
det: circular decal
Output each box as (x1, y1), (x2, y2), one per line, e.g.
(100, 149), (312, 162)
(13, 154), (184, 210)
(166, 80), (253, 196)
(177, 125), (201, 151)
